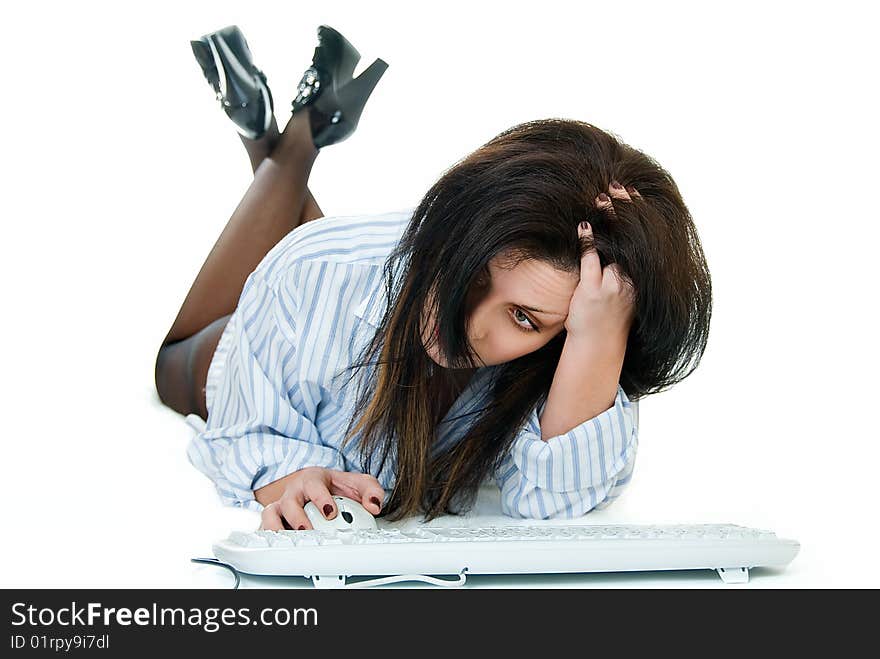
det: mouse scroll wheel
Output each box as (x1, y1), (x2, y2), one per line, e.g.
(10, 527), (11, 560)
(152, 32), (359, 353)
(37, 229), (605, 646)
(341, 512), (353, 524)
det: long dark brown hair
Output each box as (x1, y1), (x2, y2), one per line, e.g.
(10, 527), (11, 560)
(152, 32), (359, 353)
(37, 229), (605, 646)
(336, 118), (712, 521)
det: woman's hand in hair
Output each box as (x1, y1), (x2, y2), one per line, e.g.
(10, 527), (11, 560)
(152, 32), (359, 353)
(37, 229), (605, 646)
(257, 466), (386, 531)
(564, 181), (638, 341)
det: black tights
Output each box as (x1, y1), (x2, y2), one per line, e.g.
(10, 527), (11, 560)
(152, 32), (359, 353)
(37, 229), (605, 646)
(154, 110), (325, 420)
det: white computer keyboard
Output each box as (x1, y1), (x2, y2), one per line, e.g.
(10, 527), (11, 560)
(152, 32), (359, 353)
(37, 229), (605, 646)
(204, 523), (800, 588)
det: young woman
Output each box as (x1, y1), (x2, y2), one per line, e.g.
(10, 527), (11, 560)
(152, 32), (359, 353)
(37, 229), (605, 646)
(155, 25), (712, 531)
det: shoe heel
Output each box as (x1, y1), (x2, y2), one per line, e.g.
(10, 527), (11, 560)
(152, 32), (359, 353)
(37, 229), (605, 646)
(348, 58), (388, 96)
(316, 58), (388, 148)
(337, 58), (388, 119)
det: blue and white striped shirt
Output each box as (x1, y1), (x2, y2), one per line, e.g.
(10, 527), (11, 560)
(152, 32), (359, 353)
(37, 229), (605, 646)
(187, 207), (639, 518)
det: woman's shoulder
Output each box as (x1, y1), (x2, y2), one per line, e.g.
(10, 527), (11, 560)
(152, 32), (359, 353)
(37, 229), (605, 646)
(252, 207), (416, 288)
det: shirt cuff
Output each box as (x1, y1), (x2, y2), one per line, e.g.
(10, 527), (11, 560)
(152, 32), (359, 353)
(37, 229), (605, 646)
(509, 384), (637, 493)
(247, 441), (346, 509)
(190, 432), (346, 512)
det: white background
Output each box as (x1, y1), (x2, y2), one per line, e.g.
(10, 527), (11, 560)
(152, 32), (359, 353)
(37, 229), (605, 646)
(0, 0), (877, 588)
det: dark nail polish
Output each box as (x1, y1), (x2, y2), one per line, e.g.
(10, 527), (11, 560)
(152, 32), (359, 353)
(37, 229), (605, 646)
(370, 496), (381, 508)
(323, 504), (334, 517)
(598, 192), (610, 202)
(611, 180), (623, 190)
(297, 525), (305, 530)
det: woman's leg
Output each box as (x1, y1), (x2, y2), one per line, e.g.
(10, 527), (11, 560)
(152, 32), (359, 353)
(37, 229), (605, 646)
(155, 108), (323, 418)
(155, 315), (231, 419)
(240, 116), (325, 224)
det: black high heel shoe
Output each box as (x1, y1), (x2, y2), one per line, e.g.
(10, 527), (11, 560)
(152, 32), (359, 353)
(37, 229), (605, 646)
(291, 25), (389, 150)
(190, 25), (274, 140)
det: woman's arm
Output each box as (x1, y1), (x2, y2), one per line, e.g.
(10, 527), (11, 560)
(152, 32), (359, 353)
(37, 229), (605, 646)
(490, 217), (639, 518)
(494, 382), (638, 519)
(539, 331), (627, 440)
(540, 217), (635, 440)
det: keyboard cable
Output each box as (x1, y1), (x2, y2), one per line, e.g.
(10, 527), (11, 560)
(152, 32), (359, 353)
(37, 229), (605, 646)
(338, 572), (467, 588)
(191, 557), (241, 590)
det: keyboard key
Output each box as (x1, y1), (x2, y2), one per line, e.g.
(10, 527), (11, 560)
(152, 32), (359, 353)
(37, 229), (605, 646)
(266, 533), (294, 548)
(228, 531), (269, 548)
(296, 531), (323, 546)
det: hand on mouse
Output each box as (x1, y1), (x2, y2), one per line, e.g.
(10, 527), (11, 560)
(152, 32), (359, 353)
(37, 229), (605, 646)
(257, 467), (385, 531)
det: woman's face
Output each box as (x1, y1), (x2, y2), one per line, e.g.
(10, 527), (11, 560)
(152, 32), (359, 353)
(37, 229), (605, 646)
(420, 252), (580, 368)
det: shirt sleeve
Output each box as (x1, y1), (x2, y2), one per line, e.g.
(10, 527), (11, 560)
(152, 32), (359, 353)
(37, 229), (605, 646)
(493, 384), (639, 519)
(186, 269), (344, 513)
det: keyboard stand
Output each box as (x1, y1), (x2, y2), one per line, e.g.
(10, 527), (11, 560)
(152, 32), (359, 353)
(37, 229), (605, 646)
(716, 567), (750, 584)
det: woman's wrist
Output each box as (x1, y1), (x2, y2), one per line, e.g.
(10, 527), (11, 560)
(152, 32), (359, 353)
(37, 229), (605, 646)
(254, 468), (313, 506)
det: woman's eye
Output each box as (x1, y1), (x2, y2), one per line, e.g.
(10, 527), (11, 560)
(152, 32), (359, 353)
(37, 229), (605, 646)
(510, 308), (538, 333)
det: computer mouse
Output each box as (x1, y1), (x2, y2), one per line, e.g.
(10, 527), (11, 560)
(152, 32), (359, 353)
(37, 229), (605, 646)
(303, 496), (378, 531)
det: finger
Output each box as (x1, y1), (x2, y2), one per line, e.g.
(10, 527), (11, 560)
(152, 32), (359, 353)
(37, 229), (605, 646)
(331, 471), (386, 515)
(625, 185), (642, 199)
(609, 180), (631, 202)
(602, 262), (626, 294)
(302, 478), (337, 520)
(260, 502), (285, 531)
(595, 191), (617, 223)
(578, 221), (603, 288)
(356, 479), (386, 515)
(362, 491), (385, 516)
(603, 265), (637, 320)
(325, 478), (363, 501)
(279, 496), (311, 531)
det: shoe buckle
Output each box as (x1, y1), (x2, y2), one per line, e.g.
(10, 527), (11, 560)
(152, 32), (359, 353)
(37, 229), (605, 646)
(293, 66), (322, 107)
